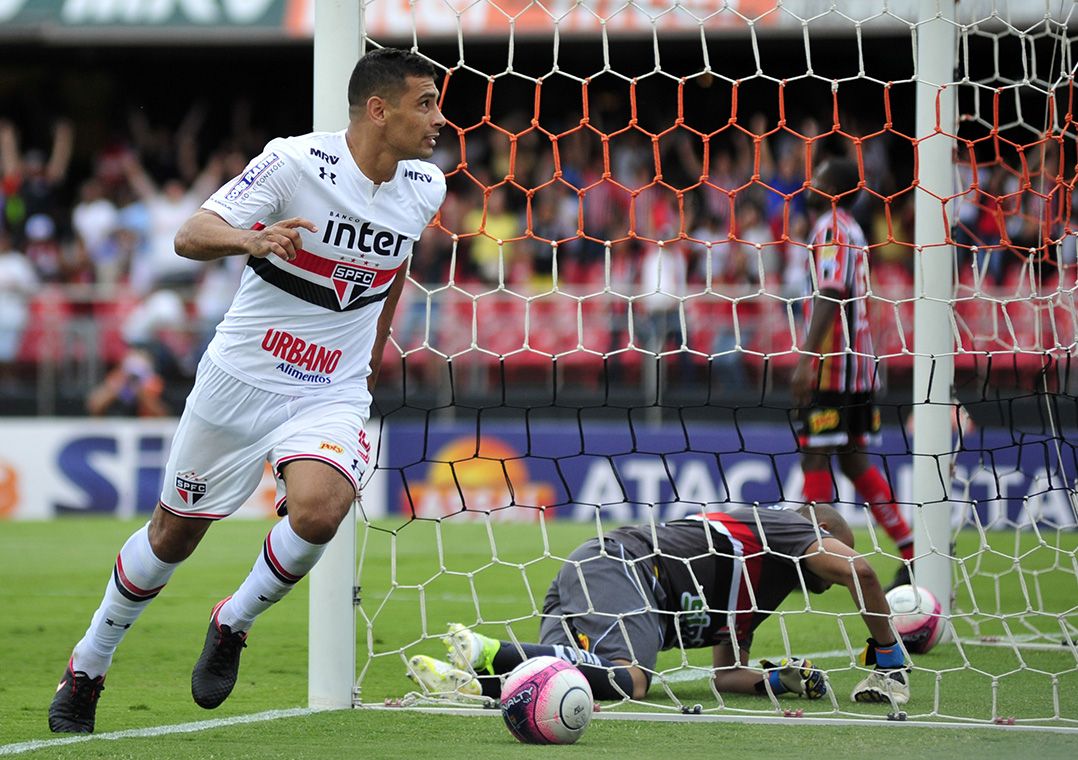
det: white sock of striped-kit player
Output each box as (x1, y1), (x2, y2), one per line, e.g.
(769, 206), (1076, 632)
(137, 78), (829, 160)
(71, 523), (179, 679)
(476, 642), (637, 700)
(214, 516), (325, 634)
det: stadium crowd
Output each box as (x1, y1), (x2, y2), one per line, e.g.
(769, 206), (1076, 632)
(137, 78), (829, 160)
(0, 98), (1068, 406)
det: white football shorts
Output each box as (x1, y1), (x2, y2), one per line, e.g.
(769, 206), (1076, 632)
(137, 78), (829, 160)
(159, 355), (371, 520)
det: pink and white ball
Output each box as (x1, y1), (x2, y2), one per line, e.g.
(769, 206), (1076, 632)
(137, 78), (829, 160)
(499, 656), (593, 745)
(886, 584), (944, 654)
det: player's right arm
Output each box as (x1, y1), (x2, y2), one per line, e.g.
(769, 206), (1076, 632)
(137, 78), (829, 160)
(179, 138), (309, 263)
(174, 210), (317, 263)
(791, 286), (840, 406)
(793, 218), (852, 405)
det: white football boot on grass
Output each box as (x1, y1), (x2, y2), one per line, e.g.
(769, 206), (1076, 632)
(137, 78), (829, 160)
(851, 669), (910, 706)
(406, 655), (481, 697)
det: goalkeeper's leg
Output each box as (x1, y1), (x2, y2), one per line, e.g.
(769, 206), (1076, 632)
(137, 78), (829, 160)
(448, 534), (661, 700)
(446, 624), (643, 700)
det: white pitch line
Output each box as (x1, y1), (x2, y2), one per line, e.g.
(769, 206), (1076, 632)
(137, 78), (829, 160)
(0, 707), (325, 757)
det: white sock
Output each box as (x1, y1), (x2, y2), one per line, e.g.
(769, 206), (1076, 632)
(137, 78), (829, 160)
(72, 523), (179, 679)
(216, 517), (325, 634)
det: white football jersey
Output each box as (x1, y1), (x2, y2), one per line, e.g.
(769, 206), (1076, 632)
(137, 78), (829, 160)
(201, 130), (446, 406)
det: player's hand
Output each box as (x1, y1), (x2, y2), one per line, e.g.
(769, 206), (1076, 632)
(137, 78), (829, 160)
(790, 360), (815, 408)
(760, 657), (827, 699)
(246, 217), (318, 262)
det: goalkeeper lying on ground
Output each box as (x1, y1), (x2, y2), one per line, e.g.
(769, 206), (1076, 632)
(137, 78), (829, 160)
(407, 504), (910, 706)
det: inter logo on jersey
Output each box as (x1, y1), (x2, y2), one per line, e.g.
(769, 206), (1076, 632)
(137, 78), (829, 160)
(330, 262), (379, 308)
(175, 470), (208, 505)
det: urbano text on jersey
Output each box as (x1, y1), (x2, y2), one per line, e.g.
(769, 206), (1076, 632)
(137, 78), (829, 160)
(261, 328), (342, 376)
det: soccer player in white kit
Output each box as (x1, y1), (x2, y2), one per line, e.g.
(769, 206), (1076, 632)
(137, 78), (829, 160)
(48, 48), (447, 733)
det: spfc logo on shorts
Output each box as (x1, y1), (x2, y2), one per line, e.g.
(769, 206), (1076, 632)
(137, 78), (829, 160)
(176, 471), (208, 505)
(330, 262), (378, 308)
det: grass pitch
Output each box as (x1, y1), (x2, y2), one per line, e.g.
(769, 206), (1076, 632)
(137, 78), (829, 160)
(1, 517), (1076, 759)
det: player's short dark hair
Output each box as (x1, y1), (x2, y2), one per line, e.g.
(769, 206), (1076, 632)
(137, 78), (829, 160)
(812, 157), (861, 209)
(347, 48), (439, 110)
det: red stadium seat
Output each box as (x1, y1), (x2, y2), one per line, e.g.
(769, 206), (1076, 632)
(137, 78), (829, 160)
(17, 290), (73, 364)
(94, 293), (140, 364)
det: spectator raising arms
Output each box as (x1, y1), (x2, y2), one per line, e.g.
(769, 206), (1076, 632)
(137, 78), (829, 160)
(122, 149), (222, 294)
(0, 118), (74, 244)
(0, 229), (38, 384)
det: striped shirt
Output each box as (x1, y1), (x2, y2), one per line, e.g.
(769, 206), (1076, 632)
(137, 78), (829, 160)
(802, 208), (878, 393)
(613, 506), (829, 649)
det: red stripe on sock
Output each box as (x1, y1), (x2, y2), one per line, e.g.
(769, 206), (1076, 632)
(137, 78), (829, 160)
(803, 469), (834, 503)
(115, 554), (166, 598)
(265, 533), (303, 583)
(853, 468), (913, 556)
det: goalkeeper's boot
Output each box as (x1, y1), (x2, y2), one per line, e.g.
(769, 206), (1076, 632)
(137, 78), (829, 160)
(851, 668), (910, 706)
(444, 623), (500, 675)
(48, 660), (105, 733)
(407, 655), (482, 697)
(191, 600), (248, 709)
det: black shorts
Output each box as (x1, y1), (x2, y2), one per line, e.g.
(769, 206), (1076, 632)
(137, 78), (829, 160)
(795, 391), (882, 449)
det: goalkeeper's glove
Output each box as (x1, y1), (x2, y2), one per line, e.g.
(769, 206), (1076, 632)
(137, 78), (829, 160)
(758, 657), (827, 699)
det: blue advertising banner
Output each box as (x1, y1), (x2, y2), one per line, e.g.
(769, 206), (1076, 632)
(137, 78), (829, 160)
(0, 419), (285, 520)
(383, 421), (1077, 529)
(4, 418), (1072, 528)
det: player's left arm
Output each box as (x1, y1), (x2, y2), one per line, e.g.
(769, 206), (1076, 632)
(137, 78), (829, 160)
(802, 536), (893, 644)
(367, 269), (408, 392)
(712, 642), (827, 699)
(710, 642), (760, 694)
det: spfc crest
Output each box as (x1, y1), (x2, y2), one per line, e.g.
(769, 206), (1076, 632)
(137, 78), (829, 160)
(330, 262), (378, 308)
(175, 470), (208, 505)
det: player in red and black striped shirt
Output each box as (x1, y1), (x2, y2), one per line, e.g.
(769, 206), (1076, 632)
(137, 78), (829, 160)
(791, 158), (914, 588)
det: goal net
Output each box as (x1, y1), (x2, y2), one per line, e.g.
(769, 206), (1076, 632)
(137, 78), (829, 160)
(319, 0), (1078, 727)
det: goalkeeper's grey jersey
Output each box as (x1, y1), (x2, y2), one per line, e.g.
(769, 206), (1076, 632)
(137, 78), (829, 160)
(610, 506), (830, 650)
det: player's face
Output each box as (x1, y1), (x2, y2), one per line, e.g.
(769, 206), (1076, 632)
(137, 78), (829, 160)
(384, 76), (445, 160)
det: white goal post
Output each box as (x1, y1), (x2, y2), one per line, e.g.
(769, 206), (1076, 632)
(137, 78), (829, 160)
(308, 0), (361, 710)
(912, 0), (956, 628)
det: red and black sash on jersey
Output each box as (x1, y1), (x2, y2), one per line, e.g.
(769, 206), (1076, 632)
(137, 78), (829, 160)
(701, 511), (765, 642)
(246, 225), (405, 312)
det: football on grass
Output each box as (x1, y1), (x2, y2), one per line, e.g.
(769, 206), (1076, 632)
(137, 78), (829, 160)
(886, 584), (944, 654)
(500, 656), (593, 745)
